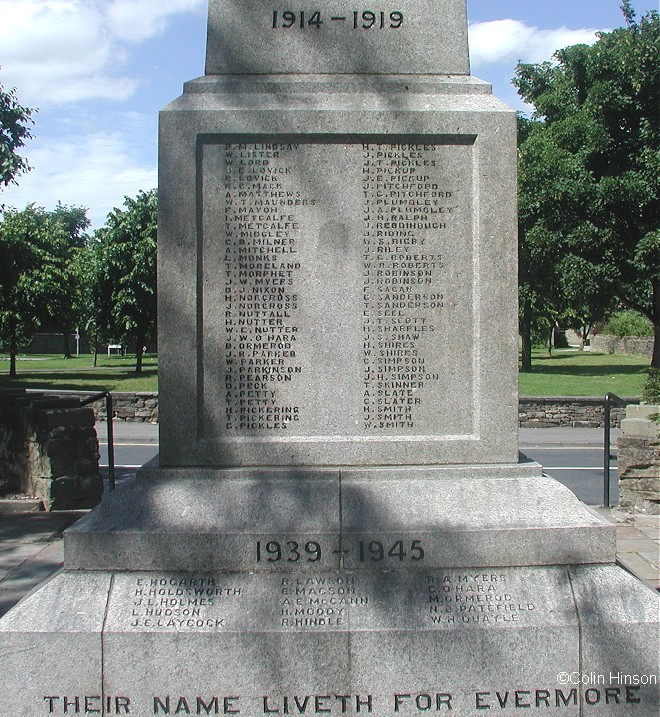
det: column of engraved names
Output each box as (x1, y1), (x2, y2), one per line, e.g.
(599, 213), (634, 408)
(280, 575), (369, 628)
(426, 573), (537, 625)
(222, 143), (308, 431)
(361, 143), (448, 431)
(129, 576), (242, 629)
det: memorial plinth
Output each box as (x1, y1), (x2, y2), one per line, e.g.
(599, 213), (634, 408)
(1, 2), (658, 715)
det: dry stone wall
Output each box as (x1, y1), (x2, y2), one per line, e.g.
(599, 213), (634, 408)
(518, 396), (633, 428)
(590, 334), (654, 358)
(0, 389), (102, 510)
(617, 405), (660, 514)
(37, 391), (633, 428)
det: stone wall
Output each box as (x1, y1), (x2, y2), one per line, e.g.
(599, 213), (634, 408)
(35, 391), (634, 428)
(95, 392), (159, 423)
(590, 334), (654, 358)
(44, 391), (160, 423)
(0, 389), (102, 510)
(617, 405), (660, 514)
(518, 396), (633, 428)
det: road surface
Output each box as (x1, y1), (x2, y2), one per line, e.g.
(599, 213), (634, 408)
(98, 423), (618, 507)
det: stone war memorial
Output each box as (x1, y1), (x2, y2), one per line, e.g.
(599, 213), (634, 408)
(1, 1), (658, 715)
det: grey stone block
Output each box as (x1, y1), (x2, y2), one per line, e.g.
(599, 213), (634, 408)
(65, 471), (342, 572)
(5, 6), (658, 717)
(64, 468), (615, 572)
(157, 74), (519, 469)
(0, 573), (110, 717)
(568, 565), (660, 715)
(340, 474), (616, 568)
(1, 565), (657, 717)
(206, 1), (469, 75)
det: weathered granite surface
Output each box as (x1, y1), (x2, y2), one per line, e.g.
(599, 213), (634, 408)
(158, 74), (519, 468)
(206, 0), (469, 75)
(1, 565), (658, 717)
(1, 2), (658, 715)
(64, 466), (615, 572)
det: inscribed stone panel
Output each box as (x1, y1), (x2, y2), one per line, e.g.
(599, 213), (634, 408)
(200, 136), (476, 447)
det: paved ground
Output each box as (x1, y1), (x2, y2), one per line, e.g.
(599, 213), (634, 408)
(593, 508), (660, 593)
(0, 425), (657, 618)
(0, 511), (85, 617)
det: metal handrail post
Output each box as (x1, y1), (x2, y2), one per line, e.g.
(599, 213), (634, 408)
(603, 393), (612, 508)
(105, 393), (115, 492)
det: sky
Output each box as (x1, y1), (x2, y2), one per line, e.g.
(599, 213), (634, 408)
(0, 0), (656, 230)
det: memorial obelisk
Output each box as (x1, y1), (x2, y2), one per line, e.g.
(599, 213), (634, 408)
(1, 2), (657, 715)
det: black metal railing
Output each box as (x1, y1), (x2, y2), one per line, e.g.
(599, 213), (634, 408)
(603, 392), (627, 508)
(81, 391), (115, 492)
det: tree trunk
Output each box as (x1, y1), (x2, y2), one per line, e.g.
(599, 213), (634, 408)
(547, 324), (553, 356)
(135, 335), (144, 374)
(93, 338), (98, 368)
(62, 329), (72, 359)
(520, 303), (533, 372)
(9, 332), (18, 377)
(579, 325), (589, 351)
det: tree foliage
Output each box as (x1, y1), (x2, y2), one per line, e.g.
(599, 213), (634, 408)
(0, 205), (71, 375)
(0, 79), (34, 189)
(91, 189), (157, 373)
(514, 3), (660, 368)
(602, 309), (653, 338)
(37, 204), (91, 357)
(517, 116), (615, 368)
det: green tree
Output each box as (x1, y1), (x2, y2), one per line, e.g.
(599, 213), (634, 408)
(76, 237), (109, 367)
(0, 205), (69, 375)
(0, 79), (34, 189)
(514, 2), (660, 368)
(21, 203), (92, 358)
(518, 116), (556, 370)
(92, 189), (157, 373)
(517, 116), (592, 368)
(40, 204), (91, 358)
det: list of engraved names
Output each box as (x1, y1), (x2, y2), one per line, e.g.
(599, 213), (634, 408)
(201, 139), (475, 439)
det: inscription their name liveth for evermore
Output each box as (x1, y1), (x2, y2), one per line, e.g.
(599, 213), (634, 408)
(41, 686), (648, 715)
(200, 139), (474, 440)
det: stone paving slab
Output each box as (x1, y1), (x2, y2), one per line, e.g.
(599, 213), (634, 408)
(0, 512), (83, 617)
(594, 508), (659, 592)
(640, 526), (660, 539)
(0, 542), (52, 578)
(0, 512), (84, 541)
(0, 499), (42, 513)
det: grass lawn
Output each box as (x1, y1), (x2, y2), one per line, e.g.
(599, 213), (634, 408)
(1, 349), (650, 398)
(0, 353), (158, 392)
(519, 349), (649, 397)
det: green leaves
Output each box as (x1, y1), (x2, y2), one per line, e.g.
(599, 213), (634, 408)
(0, 80), (35, 189)
(515, 6), (660, 368)
(0, 204), (88, 372)
(89, 189), (157, 373)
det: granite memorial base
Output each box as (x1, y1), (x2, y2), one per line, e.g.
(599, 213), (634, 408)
(1, 565), (658, 717)
(1, 469), (658, 717)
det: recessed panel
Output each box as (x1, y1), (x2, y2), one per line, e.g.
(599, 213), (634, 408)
(200, 137), (476, 449)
